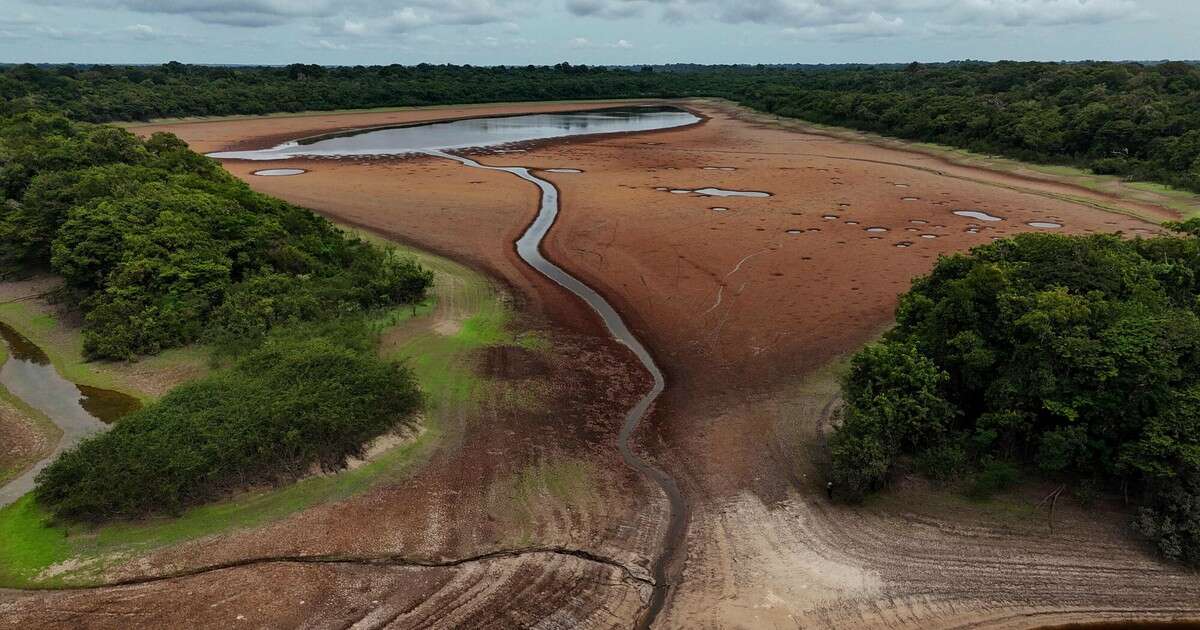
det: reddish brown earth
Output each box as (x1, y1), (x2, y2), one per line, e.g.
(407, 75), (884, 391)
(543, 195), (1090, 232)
(4, 100), (1199, 628)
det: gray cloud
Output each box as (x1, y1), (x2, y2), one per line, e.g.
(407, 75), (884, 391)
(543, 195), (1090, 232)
(565, 0), (646, 18)
(564, 0), (1143, 37)
(41, 0), (530, 30)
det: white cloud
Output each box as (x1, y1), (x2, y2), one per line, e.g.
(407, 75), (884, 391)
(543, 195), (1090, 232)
(306, 38), (347, 49)
(568, 35), (635, 47)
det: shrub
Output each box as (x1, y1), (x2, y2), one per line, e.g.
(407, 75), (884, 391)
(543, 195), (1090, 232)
(35, 332), (421, 522)
(968, 459), (1020, 499)
(1134, 473), (1200, 566)
(915, 440), (968, 482)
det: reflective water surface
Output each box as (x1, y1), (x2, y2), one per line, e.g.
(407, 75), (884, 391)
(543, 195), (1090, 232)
(252, 168), (307, 176)
(210, 107), (701, 160)
(0, 321), (141, 506)
(954, 209), (1004, 222)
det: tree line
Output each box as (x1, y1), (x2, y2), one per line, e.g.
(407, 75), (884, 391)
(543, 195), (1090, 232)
(3, 61), (1200, 193)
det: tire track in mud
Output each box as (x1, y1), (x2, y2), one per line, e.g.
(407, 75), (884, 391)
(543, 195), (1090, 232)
(426, 150), (684, 630)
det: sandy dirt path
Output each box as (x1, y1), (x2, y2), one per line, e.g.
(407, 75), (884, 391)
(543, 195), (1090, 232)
(5, 100), (1198, 628)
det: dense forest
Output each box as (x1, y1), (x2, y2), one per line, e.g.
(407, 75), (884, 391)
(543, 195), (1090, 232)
(3, 61), (1200, 192)
(0, 111), (432, 359)
(0, 111), (433, 521)
(831, 230), (1200, 566)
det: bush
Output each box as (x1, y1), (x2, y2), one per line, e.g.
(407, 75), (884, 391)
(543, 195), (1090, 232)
(35, 331), (421, 522)
(1134, 473), (1200, 566)
(915, 440), (968, 482)
(968, 459), (1020, 499)
(829, 411), (891, 502)
(828, 340), (957, 500)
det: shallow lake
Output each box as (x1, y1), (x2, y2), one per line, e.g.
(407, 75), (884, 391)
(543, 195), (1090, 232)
(210, 107), (701, 160)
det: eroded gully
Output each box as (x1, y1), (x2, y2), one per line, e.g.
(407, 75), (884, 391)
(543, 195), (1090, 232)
(425, 150), (684, 629)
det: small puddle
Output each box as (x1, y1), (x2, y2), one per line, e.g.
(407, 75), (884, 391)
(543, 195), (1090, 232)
(910, 219), (928, 225)
(822, 215), (839, 220)
(896, 241), (913, 248)
(702, 166), (737, 171)
(902, 197), (920, 201)
(79, 384), (144, 423)
(1028, 221), (1063, 229)
(786, 229), (804, 235)
(668, 188), (771, 198)
(920, 234), (938, 239)
(865, 227), (889, 233)
(845, 220), (859, 225)
(545, 168), (583, 173)
(252, 168), (307, 176)
(711, 207), (729, 213)
(954, 209), (1003, 222)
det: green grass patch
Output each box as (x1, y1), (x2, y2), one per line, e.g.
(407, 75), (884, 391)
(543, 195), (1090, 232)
(0, 496), (72, 586)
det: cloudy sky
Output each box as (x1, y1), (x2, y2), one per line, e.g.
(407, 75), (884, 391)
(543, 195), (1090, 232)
(0, 0), (1194, 65)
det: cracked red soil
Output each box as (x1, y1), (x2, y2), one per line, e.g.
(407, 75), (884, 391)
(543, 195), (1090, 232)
(4, 99), (1199, 629)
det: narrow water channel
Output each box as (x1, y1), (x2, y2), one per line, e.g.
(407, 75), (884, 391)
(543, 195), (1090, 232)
(0, 321), (140, 506)
(426, 149), (683, 628)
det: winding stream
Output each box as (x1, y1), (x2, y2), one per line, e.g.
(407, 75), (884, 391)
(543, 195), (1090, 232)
(426, 150), (683, 627)
(213, 106), (700, 626)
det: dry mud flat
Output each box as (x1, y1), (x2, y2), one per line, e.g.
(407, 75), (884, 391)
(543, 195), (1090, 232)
(4, 100), (1198, 628)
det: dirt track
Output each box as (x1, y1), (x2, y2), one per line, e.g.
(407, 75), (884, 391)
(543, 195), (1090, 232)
(4, 100), (1199, 628)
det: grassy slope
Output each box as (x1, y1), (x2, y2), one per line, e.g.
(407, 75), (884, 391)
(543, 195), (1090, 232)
(0, 238), (526, 588)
